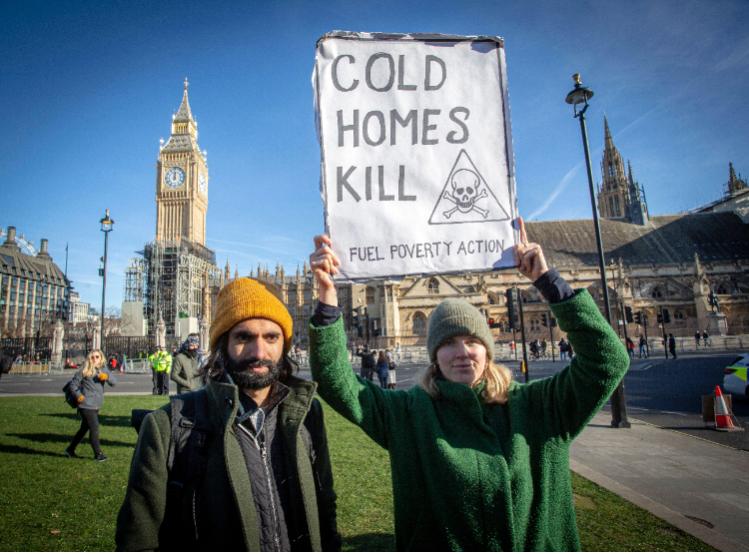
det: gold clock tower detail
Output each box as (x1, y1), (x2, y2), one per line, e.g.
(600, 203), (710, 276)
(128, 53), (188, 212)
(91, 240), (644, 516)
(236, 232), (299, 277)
(156, 78), (209, 245)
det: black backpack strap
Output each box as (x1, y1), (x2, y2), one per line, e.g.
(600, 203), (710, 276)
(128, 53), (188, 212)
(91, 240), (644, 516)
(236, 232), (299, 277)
(161, 388), (210, 549)
(167, 388), (209, 473)
(167, 395), (186, 471)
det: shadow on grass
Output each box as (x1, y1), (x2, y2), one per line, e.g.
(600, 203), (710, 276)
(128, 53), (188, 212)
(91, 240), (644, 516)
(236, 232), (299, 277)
(40, 413), (140, 428)
(0, 443), (76, 458)
(5, 432), (134, 448)
(41, 412), (81, 421)
(343, 533), (395, 551)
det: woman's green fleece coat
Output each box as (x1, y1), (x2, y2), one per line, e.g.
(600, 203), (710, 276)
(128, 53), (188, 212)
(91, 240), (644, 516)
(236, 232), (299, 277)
(309, 290), (629, 551)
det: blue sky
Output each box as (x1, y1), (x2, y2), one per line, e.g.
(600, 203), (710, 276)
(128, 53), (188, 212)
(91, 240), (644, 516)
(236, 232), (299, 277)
(2, 0), (748, 310)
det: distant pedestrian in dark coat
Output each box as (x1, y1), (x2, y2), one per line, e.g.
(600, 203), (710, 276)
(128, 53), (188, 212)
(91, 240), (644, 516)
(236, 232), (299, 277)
(375, 350), (389, 388)
(356, 346), (376, 380)
(170, 333), (201, 393)
(558, 338), (569, 361)
(65, 349), (117, 461)
(0, 348), (14, 379)
(668, 334), (677, 359)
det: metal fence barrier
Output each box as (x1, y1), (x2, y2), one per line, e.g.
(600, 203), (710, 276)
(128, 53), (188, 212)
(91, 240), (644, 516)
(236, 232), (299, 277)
(9, 362), (50, 375)
(124, 358), (152, 374)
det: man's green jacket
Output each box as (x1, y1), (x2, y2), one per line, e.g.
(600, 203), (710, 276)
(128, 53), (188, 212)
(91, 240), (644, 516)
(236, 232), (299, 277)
(309, 290), (629, 551)
(115, 375), (339, 551)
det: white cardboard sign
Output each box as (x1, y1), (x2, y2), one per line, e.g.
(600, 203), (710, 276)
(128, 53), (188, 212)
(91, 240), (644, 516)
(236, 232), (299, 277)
(313, 32), (517, 280)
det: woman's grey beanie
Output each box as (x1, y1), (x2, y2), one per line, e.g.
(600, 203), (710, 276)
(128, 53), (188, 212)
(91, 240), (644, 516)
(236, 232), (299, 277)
(427, 298), (495, 363)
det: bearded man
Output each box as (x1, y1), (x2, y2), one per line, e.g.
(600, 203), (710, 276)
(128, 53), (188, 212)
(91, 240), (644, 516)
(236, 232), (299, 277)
(116, 278), (340, 551)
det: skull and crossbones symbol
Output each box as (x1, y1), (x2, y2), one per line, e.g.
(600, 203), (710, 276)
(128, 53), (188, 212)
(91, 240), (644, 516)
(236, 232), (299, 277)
(442, 168), (488, 219)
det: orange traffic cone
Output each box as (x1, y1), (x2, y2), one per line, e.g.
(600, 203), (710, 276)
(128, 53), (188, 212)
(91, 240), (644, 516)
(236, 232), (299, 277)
(714, 385), (742, 432)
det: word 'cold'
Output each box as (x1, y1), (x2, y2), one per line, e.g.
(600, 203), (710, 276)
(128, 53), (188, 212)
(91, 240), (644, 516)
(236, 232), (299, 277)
(331, 54), (446, 93)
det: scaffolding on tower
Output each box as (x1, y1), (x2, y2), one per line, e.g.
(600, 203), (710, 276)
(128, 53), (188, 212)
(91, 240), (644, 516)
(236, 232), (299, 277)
(132, 239), (223, 340)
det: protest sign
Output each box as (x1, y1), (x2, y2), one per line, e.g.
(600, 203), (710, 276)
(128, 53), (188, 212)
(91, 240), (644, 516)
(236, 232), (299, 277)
(313, 31), (517, 280)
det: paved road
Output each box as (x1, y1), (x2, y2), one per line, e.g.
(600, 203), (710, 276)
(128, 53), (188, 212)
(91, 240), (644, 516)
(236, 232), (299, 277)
(3, 352), (746, 450)
(0, 371), (159, 396)
(510, 352), (749, 451)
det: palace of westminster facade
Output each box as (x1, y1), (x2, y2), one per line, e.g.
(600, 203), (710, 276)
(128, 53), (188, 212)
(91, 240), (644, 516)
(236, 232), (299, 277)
(3, 82), (746, 347)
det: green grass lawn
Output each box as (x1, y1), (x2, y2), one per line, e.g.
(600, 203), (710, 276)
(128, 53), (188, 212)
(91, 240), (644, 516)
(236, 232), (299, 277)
(0, 395), (712, 551)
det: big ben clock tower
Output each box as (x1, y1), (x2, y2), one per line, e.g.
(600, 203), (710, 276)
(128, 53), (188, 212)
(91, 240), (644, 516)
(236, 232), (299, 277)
(126, 79), (222, 342)
(156, 78), (209, 245)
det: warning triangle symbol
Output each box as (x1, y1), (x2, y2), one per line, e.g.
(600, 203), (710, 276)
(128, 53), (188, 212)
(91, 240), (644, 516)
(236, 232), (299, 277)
(428, 149), (511, 225)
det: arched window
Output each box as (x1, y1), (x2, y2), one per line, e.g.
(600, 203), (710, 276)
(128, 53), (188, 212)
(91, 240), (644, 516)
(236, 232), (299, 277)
(651, 286), (663, 299)
(412, 312), (427, 336)
(427, 278), (440, 295)
(674, 310), (685, 320)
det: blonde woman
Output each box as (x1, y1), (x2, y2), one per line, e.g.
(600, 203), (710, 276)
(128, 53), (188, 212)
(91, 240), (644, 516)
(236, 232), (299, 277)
(65, 349), (116, 461)
(307, 219), (629, 551)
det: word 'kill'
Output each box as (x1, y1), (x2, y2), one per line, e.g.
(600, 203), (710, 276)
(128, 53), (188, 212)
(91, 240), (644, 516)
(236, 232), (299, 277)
(336, 165), (417, 202)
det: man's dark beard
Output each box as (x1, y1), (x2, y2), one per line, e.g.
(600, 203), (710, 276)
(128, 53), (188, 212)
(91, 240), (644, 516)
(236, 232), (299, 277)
(226, 355), (280, 390)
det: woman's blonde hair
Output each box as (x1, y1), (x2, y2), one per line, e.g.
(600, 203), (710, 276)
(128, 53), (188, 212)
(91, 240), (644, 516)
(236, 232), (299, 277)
(82, 349), (105, 378)
(419, 360), (513, 405)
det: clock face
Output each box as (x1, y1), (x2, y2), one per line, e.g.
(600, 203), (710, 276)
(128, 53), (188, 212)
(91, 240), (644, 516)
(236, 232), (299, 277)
(164, 166), (185, 189)
(199, 173), (207, 194)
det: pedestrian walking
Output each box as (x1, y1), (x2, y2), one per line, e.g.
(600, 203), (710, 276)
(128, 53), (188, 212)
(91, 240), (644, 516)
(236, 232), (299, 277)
(148, 345), (172, 395)
(387, 355), (397, 390)
(385, 350), (398, 389)
(625, 337), (635, 358)
(307, 219), (629, 551)
(668, 333), (677, 359)
(694, 330), (701, 349)
(170, 333), (201, 394)
(116, 277), (340, 551)
(702, 329), (710, 347)
(356, 345), (376, 380)
(64, 349), (117, 461)
(0, 347), (14, 380)
(558, 338), (568, 361)
(530, 339), (539, 360)
(375, 350), (389, 388)
(638, 335), (648, 358)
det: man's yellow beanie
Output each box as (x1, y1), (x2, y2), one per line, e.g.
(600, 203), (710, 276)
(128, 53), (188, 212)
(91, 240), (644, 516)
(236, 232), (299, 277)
(209, 278), (293, 352)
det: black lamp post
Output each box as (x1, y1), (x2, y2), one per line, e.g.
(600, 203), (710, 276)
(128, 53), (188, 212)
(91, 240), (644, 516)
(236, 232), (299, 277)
(99, 209), (114, 350)
(565, 74), (630, 428)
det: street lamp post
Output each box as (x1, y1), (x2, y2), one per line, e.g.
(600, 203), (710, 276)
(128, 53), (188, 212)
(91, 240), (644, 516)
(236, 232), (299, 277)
(99, 209), (114, 352)
(565, 74), (630, 428)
